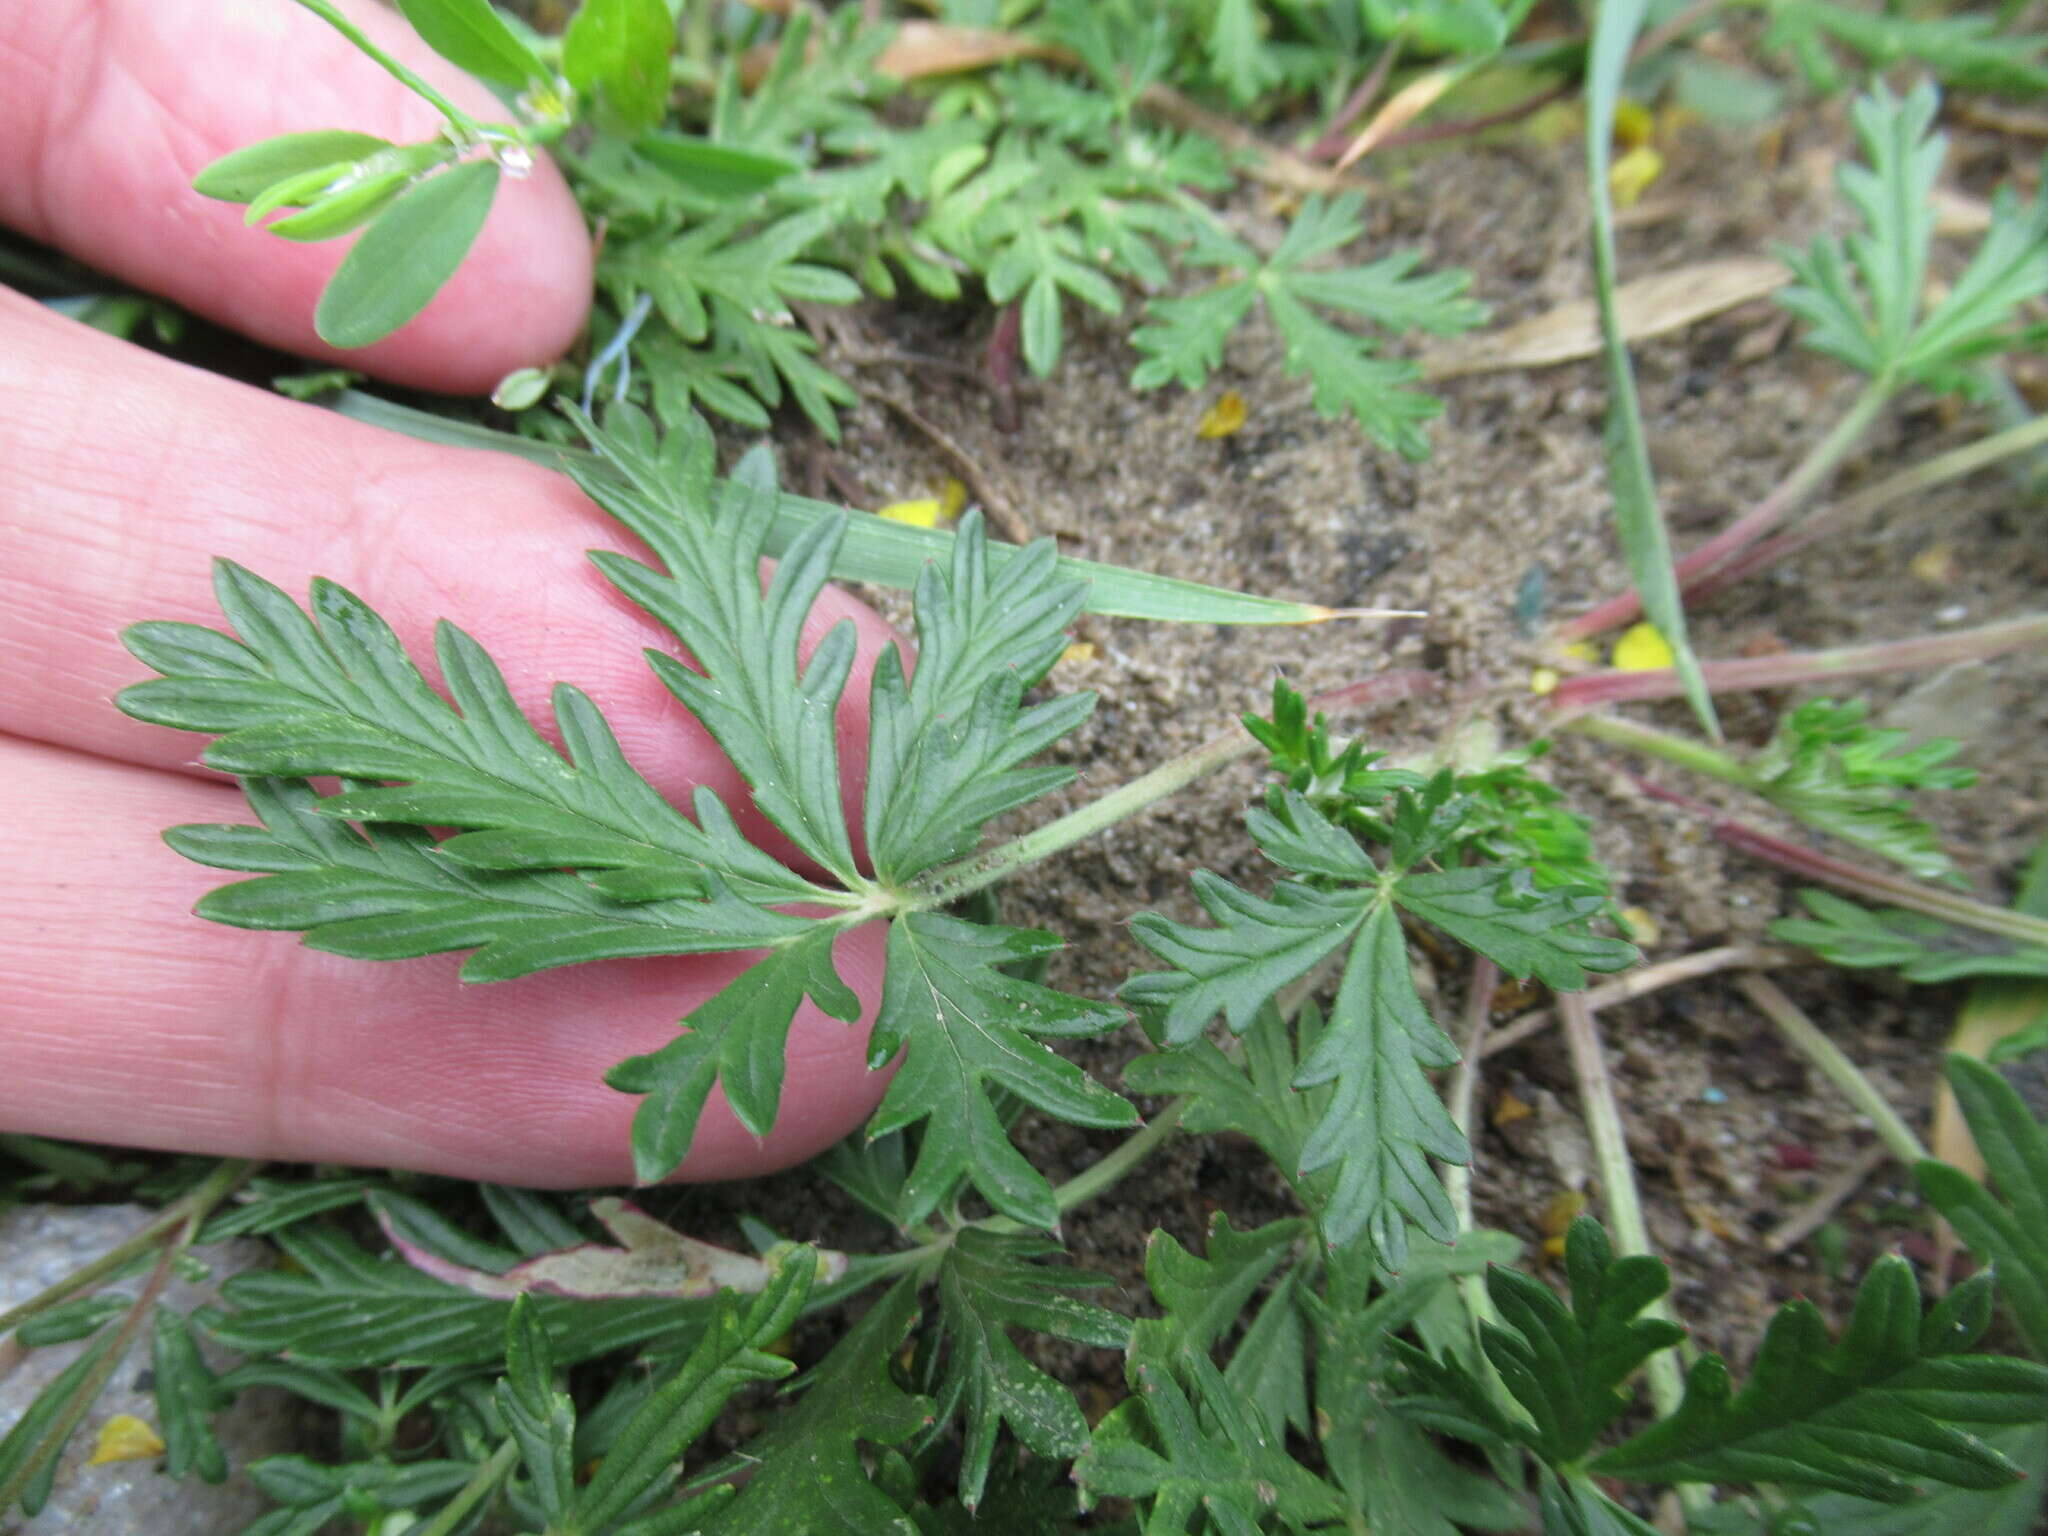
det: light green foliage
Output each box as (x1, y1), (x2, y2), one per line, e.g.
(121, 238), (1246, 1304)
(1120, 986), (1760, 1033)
(1133, 193), (1487, 460)
(1778, 82), (2048, 393)
(1773, 890), (2048, 983)
(1766, 1), (2048, 99)
(196, 0), (1486, 452)
(1749, 698), (1974, 883)
(1126, 697), (1633, 1259)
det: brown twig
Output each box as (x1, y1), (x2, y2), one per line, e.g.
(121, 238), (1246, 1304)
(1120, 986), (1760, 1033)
(1763, 1142), (1892, 1256)
(1481, 944), (1802, 1058)
(856, 384), (1033, 545)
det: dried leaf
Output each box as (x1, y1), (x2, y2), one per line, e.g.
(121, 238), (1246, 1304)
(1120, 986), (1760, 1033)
(876, 21), (1056, 79)
(1334, 68), (1458, 171)
(1420, 257), (1790, 380)
(378, 1197), (847, 1300)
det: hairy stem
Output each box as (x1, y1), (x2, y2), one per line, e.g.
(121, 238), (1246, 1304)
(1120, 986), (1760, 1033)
(289, 0), (491, 137)
(1631, 774), (2048, 949)
(911, 671), (1436, 908)
(1559, 379), (1893, 641)
(1736, 974), (1927, 1163)
(1684, 412), (2048, 606)
(1549, 611), (2048, 712)
(1563, 712), (1753, 788)
(1558, 995), (1689, 1415)
(0, 1159), (257, 1338)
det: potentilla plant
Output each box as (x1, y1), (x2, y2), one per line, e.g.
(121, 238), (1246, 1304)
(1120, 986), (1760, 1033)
(0, 402), (2024, 1534)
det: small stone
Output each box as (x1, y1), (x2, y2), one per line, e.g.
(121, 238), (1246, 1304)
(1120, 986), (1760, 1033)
(0, 1204), (318, 1536)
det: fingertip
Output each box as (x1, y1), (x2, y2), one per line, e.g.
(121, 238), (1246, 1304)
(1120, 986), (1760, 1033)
(3, 0), (592, 391)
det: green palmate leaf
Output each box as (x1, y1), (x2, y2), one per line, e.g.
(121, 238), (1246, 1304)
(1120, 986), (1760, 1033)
(1772, 890), (2048, 983)
(151, 1308), (228, 1484)
(864, 515), (1092, 884)
(1917, 1055), (2048, 1358)
(1393, 868), (1636, 985)
(1750, 699), (1972, 883)
(1138, 1215), (1306, 1372)
(608, 927), (862, 1183)
(563, 0), (674, 136)
(866, 912), (1135, 1230)
(568, 409), (864, 885)
(316, 159), (499, 347)
(1132, 195), (1484, 461)
(931, 1229), (1129, 1510)
(118, 560), (821, 910)
(192, 130), (393, 203)
(703, 1277), (932, 1535)
(201, 1225), (709, 1367)
(1478, 1217), (1687, 1464)
(394, 0), (545, 89)
(1207, 0), (1285, 105)
(577, 1257), (812, 1531)
(1124, 1000), (1322, 1179)
(1291, 902), (1468, 1264)
(1075, 1342), (1344, 1536)
(1592, 1257), (2048, 1500)
(1778, 81), (2048, 391)
(154, 776), (807, 982)
(1585, 0), (1716, 737)
(498, 1296), (576, 1528)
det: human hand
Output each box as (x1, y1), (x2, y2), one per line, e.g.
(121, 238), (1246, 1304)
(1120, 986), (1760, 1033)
(0, 0), (897, 1186)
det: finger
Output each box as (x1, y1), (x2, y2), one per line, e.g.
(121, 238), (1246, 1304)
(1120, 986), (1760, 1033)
(0, 294), (898, 856)
(0, 0), (591, 391)
(1, 736), (890, 1185)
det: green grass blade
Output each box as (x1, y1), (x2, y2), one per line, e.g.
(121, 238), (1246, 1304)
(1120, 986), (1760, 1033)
(1584, 0), (1719, 738)
(326, 391), (1342, 625)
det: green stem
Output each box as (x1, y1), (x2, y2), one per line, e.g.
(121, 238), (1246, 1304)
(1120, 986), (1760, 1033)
(289, 0), (492, 138)
(0, 1159), (257, 1338)
(911, 672), (1434, 909)
(1736, 975), (1927, 1163)
(976, 1100), (1193, 1238)
(411, 1438), (520, 1536)
(1557, 996), (1689, 1411)
(1564, 713), (1752, 790)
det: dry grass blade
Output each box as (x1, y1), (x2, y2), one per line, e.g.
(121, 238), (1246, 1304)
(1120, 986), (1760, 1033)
(1332, 67), (1458, 170)
(1420, 257), (1790, 381)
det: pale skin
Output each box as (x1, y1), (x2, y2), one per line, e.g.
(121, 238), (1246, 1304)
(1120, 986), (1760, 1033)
(0, 0), (898, 1185)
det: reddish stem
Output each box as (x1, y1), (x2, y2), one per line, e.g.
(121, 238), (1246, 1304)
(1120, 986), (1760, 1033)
(1307, 40), (1403, 161)
(1549, 612), (2048, 713)
(984, 305), (1021, 433)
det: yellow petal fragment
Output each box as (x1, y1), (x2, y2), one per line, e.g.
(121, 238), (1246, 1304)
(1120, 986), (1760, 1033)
(1197, 390), (1247, 439)
(1613, 98), (1655, 149)
(1609, 144), (1664, 208)
(938, 477), (968, 519)
(89, 1415), (166, 1465)
(1619, 906), (1661, 947)
(1610, 622), (1675, 672)
(1559, 641), (1599, 665)
(1059, 641), (1097, 668)
(1529, 666), (1561, 696)
(877, 498), (948, 528)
